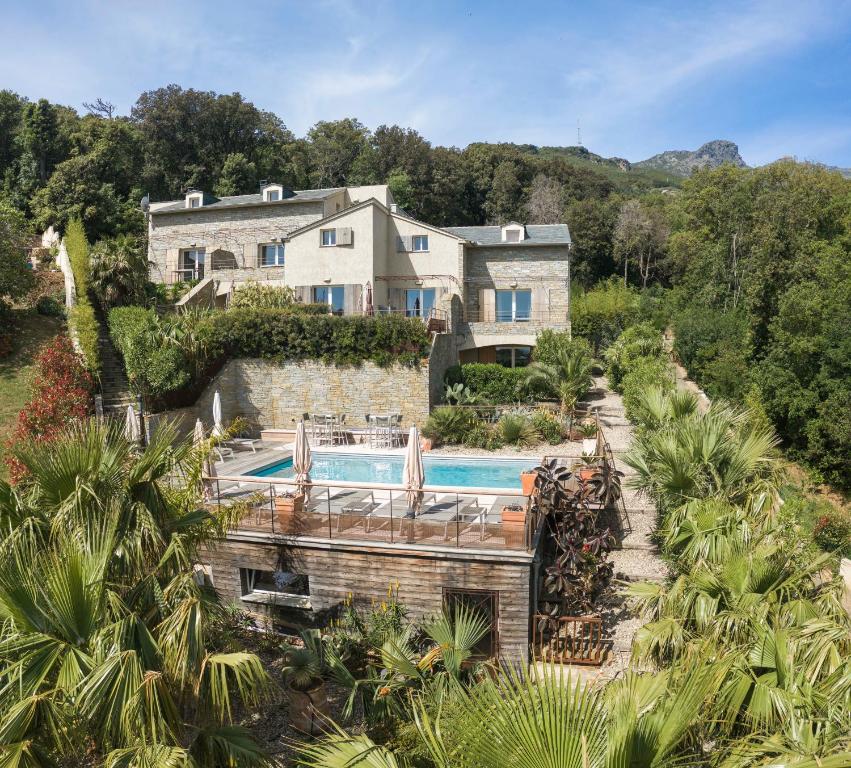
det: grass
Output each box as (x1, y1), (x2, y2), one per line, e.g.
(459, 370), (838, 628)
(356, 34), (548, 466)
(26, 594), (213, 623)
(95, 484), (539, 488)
(0, 310), (65, 480)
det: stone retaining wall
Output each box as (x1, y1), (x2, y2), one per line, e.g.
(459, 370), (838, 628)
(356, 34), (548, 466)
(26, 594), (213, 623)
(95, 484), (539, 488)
(150, 356), (443, 437)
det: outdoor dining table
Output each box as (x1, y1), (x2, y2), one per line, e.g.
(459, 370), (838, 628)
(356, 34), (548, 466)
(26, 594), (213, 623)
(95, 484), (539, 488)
(309, 413), (347, 446)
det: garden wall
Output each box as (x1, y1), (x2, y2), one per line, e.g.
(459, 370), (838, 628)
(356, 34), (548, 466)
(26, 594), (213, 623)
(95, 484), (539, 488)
(150, 357), (443, 437)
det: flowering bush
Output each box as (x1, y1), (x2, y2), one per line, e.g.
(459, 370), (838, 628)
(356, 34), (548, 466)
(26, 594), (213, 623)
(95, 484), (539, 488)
(5, 335), (94, 482)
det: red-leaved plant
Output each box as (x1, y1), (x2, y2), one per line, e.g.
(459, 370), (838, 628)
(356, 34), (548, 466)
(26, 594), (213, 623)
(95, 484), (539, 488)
(4, 335), (94, 483)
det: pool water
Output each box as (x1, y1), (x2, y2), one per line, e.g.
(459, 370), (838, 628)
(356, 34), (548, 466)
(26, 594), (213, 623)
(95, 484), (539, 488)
(251, 452), (535, 489)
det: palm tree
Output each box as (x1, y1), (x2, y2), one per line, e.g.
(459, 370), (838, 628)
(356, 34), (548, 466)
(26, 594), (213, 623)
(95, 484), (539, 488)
(0, 419), (271, 766)
(525, 347), (595, 421)
(89, 234), (151, 309)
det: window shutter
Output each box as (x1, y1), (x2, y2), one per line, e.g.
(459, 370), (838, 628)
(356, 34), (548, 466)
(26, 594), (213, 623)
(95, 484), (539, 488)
(295, 286), (311, 304)
(255, 244), (263, 268)
(390, 287), (404, 312)
(532, 286), (549, 322)
(396, 235), (405, 252)
(343, 283), (361, 315)
(337, 227), (352, 246)
(404, 235), (413, 252)
(479, 288), (495, 322)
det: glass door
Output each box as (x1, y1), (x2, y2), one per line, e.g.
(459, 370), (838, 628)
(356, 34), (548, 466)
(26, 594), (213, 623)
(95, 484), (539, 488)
(180, 248), (205, 281)
(405, 288), (435, 318)
(313, 285), (345, 315)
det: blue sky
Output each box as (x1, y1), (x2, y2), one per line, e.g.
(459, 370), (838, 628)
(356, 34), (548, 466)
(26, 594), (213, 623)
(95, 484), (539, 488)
(3, 0), (851, 166)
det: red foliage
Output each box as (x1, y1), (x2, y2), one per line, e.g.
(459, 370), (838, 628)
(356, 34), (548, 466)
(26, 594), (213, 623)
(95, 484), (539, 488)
(4, 335), (94, 483)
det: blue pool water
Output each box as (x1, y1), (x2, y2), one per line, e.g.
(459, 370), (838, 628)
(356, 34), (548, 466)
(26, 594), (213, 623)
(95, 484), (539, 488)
(251, 452), (534, 489)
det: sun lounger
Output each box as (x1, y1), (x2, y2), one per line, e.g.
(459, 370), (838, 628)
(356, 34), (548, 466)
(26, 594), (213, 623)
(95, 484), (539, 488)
(224, 438), (258, 453)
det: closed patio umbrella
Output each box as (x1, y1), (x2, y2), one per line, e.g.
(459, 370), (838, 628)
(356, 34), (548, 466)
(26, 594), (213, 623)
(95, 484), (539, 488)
(293, 419), (312, 501)
(363, 280), (374, 316)
(194, 418), (217, 501)
(212, 391), (224, 438)
(403, 425), (424, 516)
(124, 405), (140, 442)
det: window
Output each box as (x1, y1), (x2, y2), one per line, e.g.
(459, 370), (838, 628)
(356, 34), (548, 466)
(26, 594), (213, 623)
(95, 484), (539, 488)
(412, 235), (429, 252)
(313, 285), (344, 315)
(189, 196), (201, 208)
(495, 289), (532, 322)
(504, 229), (520, 242)
(405, 288), (436, 318)
(496, 346), (532, 368)
(321, 228), (336, 246)
(260, 243), (285, 267)
(443, 588), (499, 658)
(240, 569), (311, 609)
(178, 248), (205, 281)
(265, 189), (280, 202)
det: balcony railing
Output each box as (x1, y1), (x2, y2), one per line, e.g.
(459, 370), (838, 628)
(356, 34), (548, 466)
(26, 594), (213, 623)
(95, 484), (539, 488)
(172, 267), (204, 282)
(463, 309), (567, 324)
(207, 474), (540, 552)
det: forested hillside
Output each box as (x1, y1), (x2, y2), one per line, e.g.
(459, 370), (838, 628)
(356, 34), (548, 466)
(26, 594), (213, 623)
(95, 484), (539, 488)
(0, 85), (848, 492)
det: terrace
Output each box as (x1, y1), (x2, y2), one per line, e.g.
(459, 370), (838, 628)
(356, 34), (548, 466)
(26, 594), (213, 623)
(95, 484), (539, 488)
(207, 444), (543, 553)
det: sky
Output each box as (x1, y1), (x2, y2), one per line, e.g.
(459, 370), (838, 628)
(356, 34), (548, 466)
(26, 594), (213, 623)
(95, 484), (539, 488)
(2, 0), (851, 167)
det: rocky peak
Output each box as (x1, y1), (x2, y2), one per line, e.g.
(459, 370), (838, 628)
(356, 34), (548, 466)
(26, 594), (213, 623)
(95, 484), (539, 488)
(635, 140), (746, 177)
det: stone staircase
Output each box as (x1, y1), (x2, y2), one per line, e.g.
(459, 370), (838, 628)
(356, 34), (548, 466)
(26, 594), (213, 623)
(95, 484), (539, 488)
(95, 308), (135, 414)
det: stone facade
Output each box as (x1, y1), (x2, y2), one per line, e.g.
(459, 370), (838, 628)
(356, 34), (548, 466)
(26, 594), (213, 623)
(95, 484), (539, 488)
(463, 244), (571, 323)
(148, 201), (326, 284)
(202, 535), (536, 659)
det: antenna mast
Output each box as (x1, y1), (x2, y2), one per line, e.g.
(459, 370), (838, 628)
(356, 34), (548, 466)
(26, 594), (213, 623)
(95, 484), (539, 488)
(576, 118), (583, 146)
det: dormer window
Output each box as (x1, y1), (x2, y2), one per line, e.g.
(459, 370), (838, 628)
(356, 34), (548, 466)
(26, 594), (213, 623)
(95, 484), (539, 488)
(501, 223), (526, 242)
(261, 183), (285, 202)
(185, 191), (203, 209)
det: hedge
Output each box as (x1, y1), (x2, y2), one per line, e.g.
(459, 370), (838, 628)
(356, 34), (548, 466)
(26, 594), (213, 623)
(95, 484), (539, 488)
(447, 363), (529, 404)
(109, 306), (432, 400)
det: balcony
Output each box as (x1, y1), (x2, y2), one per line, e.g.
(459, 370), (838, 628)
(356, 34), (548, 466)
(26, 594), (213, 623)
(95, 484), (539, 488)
(459, 309), (569, 350)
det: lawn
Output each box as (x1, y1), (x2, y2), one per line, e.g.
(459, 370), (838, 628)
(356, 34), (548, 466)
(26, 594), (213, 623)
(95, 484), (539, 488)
(0, 310), (65, 479)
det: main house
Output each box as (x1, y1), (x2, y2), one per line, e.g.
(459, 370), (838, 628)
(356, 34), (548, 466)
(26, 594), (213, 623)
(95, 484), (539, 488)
(146, 183), (572, 367)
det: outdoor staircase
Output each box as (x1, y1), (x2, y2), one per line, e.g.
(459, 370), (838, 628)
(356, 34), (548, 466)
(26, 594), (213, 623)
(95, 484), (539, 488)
(95, 307), (135, 414)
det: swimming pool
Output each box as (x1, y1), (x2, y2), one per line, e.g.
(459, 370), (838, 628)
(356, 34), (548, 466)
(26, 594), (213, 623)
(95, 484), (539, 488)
(250, 452), (535, 489)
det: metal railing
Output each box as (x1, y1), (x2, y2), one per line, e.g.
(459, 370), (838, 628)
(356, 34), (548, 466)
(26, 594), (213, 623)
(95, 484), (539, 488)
(462, 309), (568, 324)
(172, 267), (204, 282)
(207, 474), (541, 552)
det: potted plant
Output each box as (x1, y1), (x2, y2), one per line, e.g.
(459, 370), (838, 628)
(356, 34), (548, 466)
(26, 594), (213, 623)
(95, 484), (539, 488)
(501, 502), (527, 525)
(275, 490), (305, 515)
(520, 470), (537, 496)
(282, 633), (330, 735)
(577, 454), (597, 482)
(578, 421), (598, 457)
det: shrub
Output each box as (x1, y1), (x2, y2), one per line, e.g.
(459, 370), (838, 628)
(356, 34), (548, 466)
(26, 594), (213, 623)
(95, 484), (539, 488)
(68, 301), (100, 376)
(456, 364), (528, 404)
(603, 322), (665, 391)
(498, 413), (539, 447)
(229, 282), (297, 309)
(622, 357), (674, 424)
(570, 278), (641, 353)
(532, 330), (592, 367)
(462, 422), (504, 450)
(64, 218), (89, 297)
(813, 509), (851, 557)
(5, 335), (94, 482)
(421, 407), (478, 445)
(89, 235), (149, 309)
(531, 409), (564, 445)
(109, 307), (432, 399)
(36, 295), (63, 316)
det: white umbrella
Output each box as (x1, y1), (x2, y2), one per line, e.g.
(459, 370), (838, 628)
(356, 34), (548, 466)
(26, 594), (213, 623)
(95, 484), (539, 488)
(194, 418), (217, 501)
(211, 391), (224, 438)
(403, 425), (424, 516)
(363, 280), (374, 316)
(293, 419), (312, 501)
(124, 405), (140, 442)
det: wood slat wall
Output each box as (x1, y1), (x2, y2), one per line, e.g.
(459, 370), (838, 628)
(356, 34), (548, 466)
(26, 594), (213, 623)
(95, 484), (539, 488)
(202, 539), (533, 660)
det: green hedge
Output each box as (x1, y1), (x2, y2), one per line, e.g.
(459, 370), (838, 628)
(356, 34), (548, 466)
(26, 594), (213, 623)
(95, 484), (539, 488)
(449, 363), (529, 404)
(622, 357), (674, 424)
(571, 278), (641, 353)
(109, 306), (431, 399)
(68, 301), (100, 376)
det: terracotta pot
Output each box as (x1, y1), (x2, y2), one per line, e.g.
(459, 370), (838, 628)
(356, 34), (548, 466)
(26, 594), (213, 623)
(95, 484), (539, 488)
(579, 466), (595, 481)
(520, 471), (537, 496)
(287, 680), (330, 735)
(501, 505), (527, 525)
(275, 494), (305, 514)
